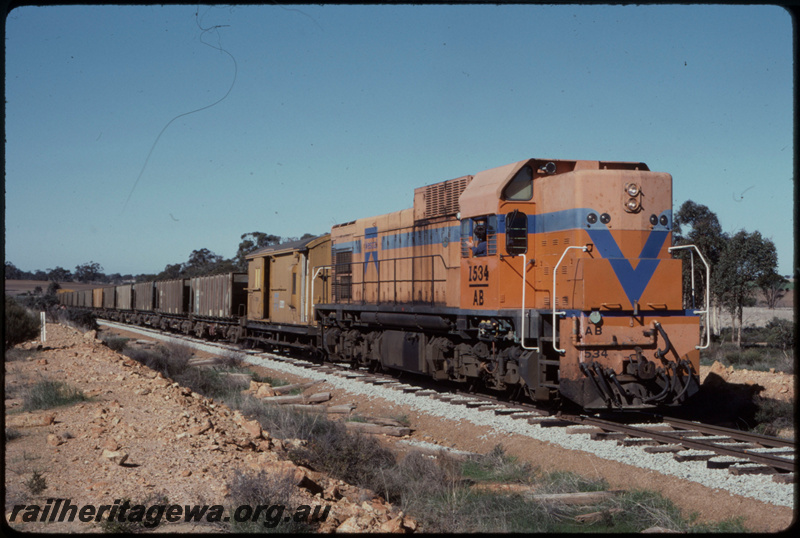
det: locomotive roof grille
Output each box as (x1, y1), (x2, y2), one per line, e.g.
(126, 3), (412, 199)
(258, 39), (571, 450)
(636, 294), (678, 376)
(421, 175), (472, 219)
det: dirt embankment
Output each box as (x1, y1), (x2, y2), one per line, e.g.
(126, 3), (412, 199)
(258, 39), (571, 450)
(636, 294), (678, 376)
(4, 324), (415, 533)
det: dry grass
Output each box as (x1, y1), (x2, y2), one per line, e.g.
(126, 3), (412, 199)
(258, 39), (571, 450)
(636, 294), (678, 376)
(22, 380), (89, 411)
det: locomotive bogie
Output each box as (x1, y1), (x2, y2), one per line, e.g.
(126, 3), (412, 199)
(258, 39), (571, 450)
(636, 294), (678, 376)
(316, 310), (556, 401)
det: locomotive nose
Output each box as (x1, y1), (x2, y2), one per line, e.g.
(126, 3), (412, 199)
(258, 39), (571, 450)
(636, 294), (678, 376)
(573, 325), (701, 410)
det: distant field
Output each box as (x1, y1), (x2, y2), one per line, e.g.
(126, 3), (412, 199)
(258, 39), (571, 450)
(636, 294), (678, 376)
(4, 279), (103, 297)
(735, 306), (794, 328)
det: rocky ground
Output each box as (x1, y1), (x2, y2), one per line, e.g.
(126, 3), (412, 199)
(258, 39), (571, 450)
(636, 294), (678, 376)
(700, 361), (794, 403)
(4, 323), (796, 533)
(4, 324), (415, 533)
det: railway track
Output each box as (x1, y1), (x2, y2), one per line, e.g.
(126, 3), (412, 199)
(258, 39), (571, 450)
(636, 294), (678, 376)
(97, 319), (796, 485)
(567, 415), (795, 479)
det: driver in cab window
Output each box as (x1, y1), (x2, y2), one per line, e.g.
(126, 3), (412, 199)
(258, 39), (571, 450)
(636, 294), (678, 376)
(469, 219), (487, 257)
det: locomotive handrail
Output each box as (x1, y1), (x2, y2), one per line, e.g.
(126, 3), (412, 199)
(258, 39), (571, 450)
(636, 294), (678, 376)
(331, 254), (452, 305)
(552, 245), (589, 354)
(517, 253), (539, 352)
(309, 266), (330, 322)
(668, 244), (711, 350)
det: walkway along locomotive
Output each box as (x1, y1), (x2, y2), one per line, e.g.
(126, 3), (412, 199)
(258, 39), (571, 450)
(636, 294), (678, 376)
(59, 158), (711, 410)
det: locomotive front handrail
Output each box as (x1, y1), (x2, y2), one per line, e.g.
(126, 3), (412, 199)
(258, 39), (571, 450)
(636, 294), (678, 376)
(668, 244), (711, 350)
(552, 245), (589, 354)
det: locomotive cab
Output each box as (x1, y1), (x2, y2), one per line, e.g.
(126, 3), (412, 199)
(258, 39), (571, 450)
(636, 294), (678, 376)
(457, 158), (703, 409)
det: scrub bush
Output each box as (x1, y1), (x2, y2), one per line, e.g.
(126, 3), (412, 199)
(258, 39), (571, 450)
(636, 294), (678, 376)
(5, 295), (40, 349)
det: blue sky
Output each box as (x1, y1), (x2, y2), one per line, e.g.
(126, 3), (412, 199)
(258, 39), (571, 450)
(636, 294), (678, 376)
(5, 4), (794, 277)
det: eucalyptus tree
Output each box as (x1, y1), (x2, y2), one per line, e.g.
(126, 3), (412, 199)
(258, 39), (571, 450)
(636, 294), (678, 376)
(713, 230), (778, 347)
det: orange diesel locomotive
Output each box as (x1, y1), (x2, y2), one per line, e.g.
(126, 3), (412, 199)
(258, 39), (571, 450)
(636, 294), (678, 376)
(60, 157), (709, 410)
(315, 158), (708, 409)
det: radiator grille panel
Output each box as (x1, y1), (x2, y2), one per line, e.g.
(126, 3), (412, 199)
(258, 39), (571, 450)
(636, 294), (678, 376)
(422, 176), (471, 219)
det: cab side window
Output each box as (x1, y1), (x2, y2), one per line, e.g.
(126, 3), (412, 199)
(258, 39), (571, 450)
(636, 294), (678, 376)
(503, 165), (533, 201)
(461, 216), (497, 258)
(505, 210), (528, 255)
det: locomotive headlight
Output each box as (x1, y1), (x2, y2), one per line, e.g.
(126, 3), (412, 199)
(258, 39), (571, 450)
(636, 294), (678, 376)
(625, 197), (641, 212)
(625, 183), (640, 197)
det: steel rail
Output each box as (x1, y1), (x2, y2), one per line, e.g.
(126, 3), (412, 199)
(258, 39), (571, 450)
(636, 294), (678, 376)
(659, 416), (795, 449)
(568, 415), (795, 473)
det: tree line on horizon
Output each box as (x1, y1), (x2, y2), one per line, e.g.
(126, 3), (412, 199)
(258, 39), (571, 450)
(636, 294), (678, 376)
(5, 232), (317, 285)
